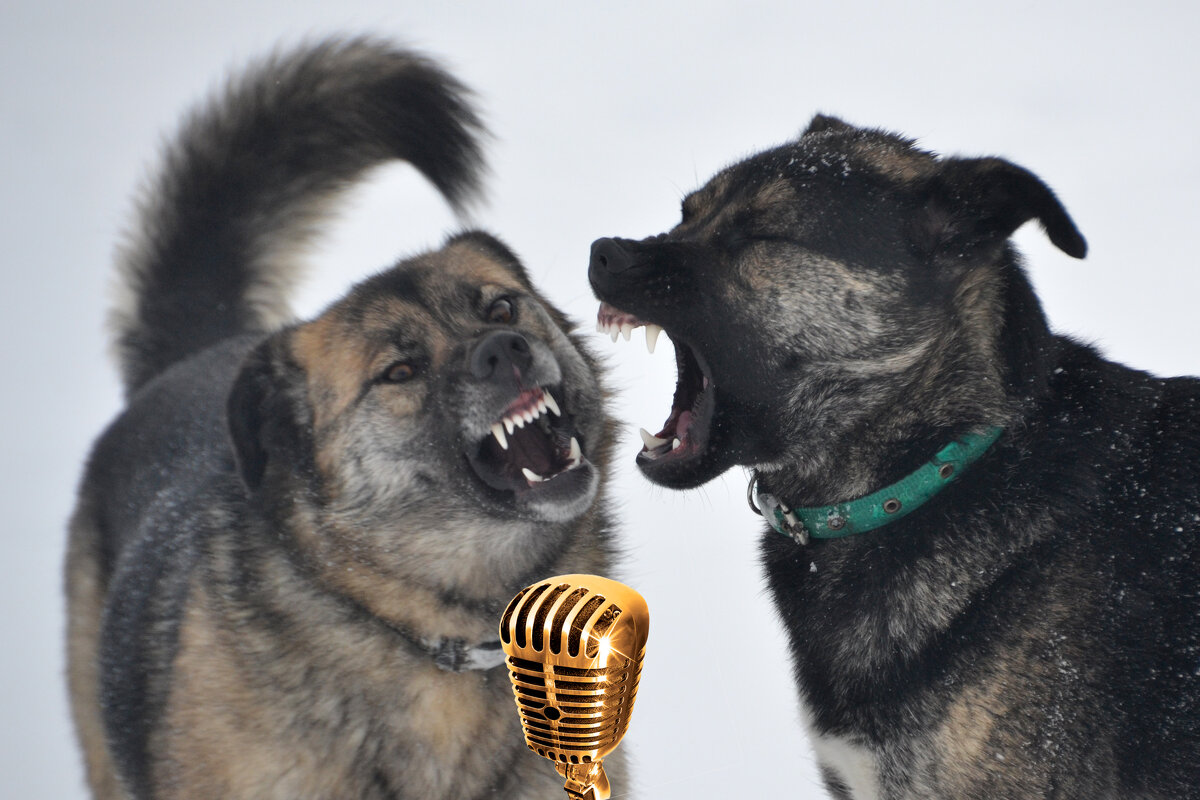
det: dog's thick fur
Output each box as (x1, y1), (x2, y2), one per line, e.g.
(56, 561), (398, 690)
(66, 38), (621, 799)
(589, 115), (1200, 798)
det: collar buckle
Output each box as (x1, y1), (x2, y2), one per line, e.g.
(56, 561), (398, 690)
(748, 476), (810, 545)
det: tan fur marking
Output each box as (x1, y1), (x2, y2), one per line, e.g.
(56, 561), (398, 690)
(290, 315), (376, 431)
(750, 177), (796, 211)
(850, 139), (937, 182)
(938, 679), (1009, 769)
(440, 241), (529, 286)
(65, 507), (128, 800)
(157, 590), (299, 797)
(682, 170), (733, 223)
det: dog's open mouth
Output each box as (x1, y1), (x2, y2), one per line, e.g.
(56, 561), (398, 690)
(467, 385), (586, 495)
(597, 302), (716, 470)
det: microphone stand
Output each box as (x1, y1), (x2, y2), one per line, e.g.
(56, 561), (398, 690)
(556, 761), (610, 800)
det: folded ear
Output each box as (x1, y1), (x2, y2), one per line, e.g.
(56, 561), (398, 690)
(915, 156), (1087, 260)
(226, 335), (311, 493)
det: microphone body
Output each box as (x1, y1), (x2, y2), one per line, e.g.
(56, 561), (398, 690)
(499, 574), (649, 800)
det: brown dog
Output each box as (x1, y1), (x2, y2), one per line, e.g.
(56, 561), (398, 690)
(67, 38), (621, 799)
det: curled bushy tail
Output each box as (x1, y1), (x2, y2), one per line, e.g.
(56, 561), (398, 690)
(111, 37), (486, 396)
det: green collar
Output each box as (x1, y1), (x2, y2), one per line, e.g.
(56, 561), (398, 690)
(748, 426), (1004, 545)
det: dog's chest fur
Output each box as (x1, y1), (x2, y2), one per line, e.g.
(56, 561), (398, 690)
(154, 574), (560, 800)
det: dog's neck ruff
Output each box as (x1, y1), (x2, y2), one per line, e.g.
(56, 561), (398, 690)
(748, 426), (1004, 545)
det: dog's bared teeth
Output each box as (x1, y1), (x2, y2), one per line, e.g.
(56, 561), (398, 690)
(610, 328), (620, 343)
(521, 467), (546, 484)
(504, 417), (516, 435)
(645, 324), (663, 354)
(621, 323), (634, 342)
(544, 393), (562, 417)
(568, 436), (582, 467)
(523, 408), (536, 424)
(491, 423), (508, 450)
(639, 427), (670, 450)
(672, 438), (682, 451)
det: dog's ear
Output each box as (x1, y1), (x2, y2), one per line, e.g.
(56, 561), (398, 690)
(916, 156), (1087, 260)
(802, 114), (855, 136)
(227, 335), (310, 493)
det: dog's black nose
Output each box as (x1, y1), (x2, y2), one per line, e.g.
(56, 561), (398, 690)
(589, 237), (635, 275)
(470, 330), (533, 379)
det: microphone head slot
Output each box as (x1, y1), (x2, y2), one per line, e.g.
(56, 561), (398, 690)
(550, 588), (590, 654)
(532, 583), (571, 651)
(568, 595), (607, 657)
(511, 582), (551, 649)
(498, 586), (529, 645)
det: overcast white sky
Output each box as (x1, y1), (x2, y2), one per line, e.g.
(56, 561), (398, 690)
(3, 1), (1198, 797)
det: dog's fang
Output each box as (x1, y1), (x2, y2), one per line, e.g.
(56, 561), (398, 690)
(521, 467), (546, 484)
(645, 324), (662, 354)
(544, 392), (562, 417)
(491, 423), (508, 450)
(568, 437), (582, 467)
(639, 427), (670, 450)
(672, 438), (682, 451)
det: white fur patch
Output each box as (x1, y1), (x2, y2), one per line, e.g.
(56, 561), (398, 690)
(809, 729), (881, 800)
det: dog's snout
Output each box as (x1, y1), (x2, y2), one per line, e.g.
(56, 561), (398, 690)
(589, 237), (636, 275)
(470, 330), (533, 379)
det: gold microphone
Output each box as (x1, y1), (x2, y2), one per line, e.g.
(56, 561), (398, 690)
(499, 574), (649, 800)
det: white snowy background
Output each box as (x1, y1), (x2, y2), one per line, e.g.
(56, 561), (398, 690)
(3, 1), (1198, 797)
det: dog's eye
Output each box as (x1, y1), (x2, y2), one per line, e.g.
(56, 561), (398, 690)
(381, 362), (417, 383)
(486, 298), (515, 325)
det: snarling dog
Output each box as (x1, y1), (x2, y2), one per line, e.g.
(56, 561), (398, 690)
(589, 115), (1200, 798)
(65, 38), (620, 800)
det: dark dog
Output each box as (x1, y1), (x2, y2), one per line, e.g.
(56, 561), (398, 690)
(66, 38), (620, 799)
(589, 115), (1200, 798)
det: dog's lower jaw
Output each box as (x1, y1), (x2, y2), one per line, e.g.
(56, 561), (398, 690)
(514, 461), (601, 523)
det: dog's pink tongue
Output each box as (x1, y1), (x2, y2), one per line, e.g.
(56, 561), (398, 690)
(674, 410), (693, 440)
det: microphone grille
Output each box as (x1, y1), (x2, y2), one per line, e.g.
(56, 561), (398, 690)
(499, 574), (649, 766)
